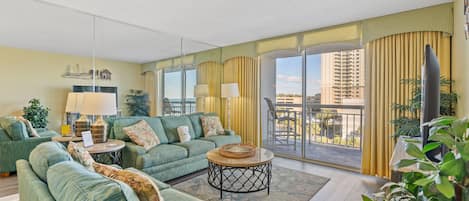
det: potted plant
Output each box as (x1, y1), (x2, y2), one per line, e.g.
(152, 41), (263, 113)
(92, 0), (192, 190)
(125, 89), (150, 116)
(23, 98), (49, 129)
(363, 116), (469, 201)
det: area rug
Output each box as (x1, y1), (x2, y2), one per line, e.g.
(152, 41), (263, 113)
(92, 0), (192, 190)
(0, 194), (18, 201)
(173, 165), (329, 201)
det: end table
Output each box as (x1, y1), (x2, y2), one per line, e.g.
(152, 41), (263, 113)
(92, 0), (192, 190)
(77, 139), (125, 165)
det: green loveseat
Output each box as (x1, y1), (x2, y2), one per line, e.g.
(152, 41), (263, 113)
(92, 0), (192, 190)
(17, 141), (202, 201)
(0, 116), (59, 173)
(107, 113), (241, 181)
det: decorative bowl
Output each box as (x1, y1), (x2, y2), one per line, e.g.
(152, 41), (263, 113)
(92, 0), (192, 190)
(219, 144), (256, 158)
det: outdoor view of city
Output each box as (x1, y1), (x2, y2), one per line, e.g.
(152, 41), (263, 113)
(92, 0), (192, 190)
(265, 49), (365, 168)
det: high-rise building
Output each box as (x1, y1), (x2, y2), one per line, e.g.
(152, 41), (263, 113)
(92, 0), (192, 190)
(320, 49), (365, 105)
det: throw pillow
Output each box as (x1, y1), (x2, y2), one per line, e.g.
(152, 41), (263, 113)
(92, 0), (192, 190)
(177, 126), (191, 143)
(16, 116), (40, 137)
(200, 116), (224, 137)
(0, 116), (29, 140)
(67, 142), (95, 171)
(93, 162), (164, 201)
(123, 120), (160, 151)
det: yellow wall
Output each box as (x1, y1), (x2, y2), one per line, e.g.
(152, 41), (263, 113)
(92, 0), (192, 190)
(453, 0), (469, 117)
(0, 46), (144, 131)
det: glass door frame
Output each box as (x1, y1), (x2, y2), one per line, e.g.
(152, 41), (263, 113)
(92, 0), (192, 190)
(161, 65), (197, 115)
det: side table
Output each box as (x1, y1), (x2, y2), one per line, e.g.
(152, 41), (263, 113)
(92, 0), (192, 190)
(77, 139), (125, 165)
(52, 136), (83, 146)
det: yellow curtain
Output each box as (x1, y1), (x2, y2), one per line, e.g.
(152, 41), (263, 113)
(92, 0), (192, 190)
(197, 61), (222, 114)
(143, 71), (157, 116)
(362, 31), (451, 178)
(222, 56), (260, 146)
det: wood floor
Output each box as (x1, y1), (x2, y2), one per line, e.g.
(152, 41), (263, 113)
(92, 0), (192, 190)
(0, 158), (385, 201)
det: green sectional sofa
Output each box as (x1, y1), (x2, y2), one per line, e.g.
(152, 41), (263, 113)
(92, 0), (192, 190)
(0, 116), (59, 173)
(107, 113), (241, 181)
(17, 141), (202, 201)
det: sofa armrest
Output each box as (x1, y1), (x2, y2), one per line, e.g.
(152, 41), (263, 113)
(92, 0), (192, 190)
(121, 142), (146, 169)
(224, 130), (235, 136)
(0, 136), (56, 173)
(16, 160), (55, 201)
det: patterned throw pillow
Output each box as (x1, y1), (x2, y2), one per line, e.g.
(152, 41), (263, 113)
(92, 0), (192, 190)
(200, 116), (224, 137)
(17, 116), (40, 137)
(67, 141), (95, 171)
(123, 120), (160, 151)
(93, 162), (164, 201)
(177, 126), (191, 143)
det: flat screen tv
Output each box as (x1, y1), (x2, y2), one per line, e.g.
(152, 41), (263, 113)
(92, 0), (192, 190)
(421, 45), (441, 161)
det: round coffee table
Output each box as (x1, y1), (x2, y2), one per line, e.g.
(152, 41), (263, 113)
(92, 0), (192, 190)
(77, 139), (125, 165)
(206, 147), (274, 199)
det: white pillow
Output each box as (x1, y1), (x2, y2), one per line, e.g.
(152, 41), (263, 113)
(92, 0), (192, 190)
(177, 126), (191, 143)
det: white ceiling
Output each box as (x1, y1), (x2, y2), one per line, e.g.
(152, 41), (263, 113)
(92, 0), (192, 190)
(0, 0), (451, 63)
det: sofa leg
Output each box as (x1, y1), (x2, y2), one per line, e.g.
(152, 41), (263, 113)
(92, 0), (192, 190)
(0, 172), (10, 177)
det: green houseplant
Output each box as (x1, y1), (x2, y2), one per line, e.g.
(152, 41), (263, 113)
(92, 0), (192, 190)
(364, 116), (469, 201)
(391, 77), (457, 137)
(23, 98), (49, 128)
(125, 89), (150, 116)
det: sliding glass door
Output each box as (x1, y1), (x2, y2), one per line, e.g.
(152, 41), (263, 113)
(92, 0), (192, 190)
(261, 48), (365, 170)
(163, 67), (197, 116)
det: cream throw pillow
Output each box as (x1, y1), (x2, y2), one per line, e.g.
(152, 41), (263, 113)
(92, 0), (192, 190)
(67, 141), (95, 171)
(16, 116), (40, 137)
(93, 162), (164, 201)
(123, 120), (160, 151)
(200, 116), (224, 137)
(177, 126), (191, 143)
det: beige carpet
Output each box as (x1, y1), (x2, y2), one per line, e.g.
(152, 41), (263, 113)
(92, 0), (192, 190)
(173, 165), (329, 201)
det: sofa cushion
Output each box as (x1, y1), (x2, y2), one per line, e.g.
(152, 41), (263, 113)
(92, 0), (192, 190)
(47, 161), (139, 201)
(139, 144), (188, 168)
(200, 135), (242, 147)
(200, 115), (224, 137)
(29, 142), (72, 181)
(0, 128), (11, 141)
(160, 188), (203, 201)
(174, 140), (216, 157)
(160, 116), (196, 143)
(113, 117), (169, 144)
(188, 113), (204, 139)
(0, 116), (29, 140)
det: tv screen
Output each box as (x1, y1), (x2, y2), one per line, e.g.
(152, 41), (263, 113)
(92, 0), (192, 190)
(421, 44), (441, 161)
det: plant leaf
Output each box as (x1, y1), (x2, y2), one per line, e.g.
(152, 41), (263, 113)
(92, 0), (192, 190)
(405, 143), (425, 159)
(435, 176), (455, 199)
(418, 162), (438, 171)
(414, 177), (434, 186)
(428, 133), (454, 148)
(361, 195), (373, 201)
(422, 142), (441, 153)
(440, 158), (465, 181)
(396, 159), (418, 168)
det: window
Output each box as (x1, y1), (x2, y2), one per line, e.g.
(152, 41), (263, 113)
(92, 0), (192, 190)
(162, 67), (197, 116)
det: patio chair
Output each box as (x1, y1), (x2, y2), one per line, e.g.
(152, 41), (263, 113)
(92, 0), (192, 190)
(163, 98), (182, 116)
(264, 97), (298, 150)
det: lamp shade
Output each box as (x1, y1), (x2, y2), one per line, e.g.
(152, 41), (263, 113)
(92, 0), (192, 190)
(194, 84), (209, 97)
(65, 92), (84, 113)
(221, 83), (239, 98)
(80, 92), (117, 115)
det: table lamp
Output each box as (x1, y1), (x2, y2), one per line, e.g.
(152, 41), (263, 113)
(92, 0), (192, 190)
(194, 84), (209, 112)
(65, 92), (89, 137)
(221, 83), (239, 130)
(81, 92), (117, 143)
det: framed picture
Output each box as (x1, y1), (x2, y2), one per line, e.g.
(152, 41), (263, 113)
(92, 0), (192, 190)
(466, 0), (469, 14)
(81, 131), (94, 147)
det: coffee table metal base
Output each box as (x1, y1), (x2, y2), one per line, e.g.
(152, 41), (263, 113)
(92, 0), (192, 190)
(207, 161), (272, 199)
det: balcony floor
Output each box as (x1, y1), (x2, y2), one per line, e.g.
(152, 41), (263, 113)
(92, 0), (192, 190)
(262, 140), (362, 169)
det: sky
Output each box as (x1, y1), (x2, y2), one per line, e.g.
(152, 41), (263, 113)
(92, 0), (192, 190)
(276, 54), (321, 96)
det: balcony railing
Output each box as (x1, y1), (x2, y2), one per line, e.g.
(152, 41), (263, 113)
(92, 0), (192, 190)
(267, 103), (364, 150)
(163, 99), (196, 116)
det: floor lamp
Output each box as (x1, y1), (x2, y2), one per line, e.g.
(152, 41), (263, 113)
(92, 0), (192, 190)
(222, 83), (239, 130)
(194, 84), (209, 112)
